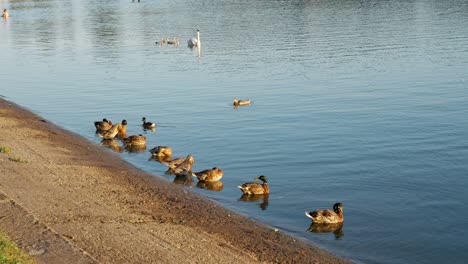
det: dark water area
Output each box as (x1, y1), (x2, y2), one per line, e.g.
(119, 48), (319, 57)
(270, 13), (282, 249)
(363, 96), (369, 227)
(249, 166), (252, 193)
(1, 0), (468, 263)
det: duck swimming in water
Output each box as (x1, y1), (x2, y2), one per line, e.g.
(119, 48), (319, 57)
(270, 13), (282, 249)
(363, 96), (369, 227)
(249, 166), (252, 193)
(305, 203), (344, 224)
(122, 134), (147, 146)
(98, 120), (127, 139)
(233, 98), (251, 107)
(167, 155), (195, 176)
(94, 118), (113, 131)
(142, 117), (156, 129)
(238, 175), (269, 195)
(192, 167), (223, 182)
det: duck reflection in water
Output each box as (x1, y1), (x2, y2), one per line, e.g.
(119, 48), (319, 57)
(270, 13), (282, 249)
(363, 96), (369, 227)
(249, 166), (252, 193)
(173, 171), (195, 187)
(239, 194), (269, 210)
(196, 180), (224, 192)
(124, 144), (147, 153)
(100, 139), (123, 153)
(307, 223), (344, 240)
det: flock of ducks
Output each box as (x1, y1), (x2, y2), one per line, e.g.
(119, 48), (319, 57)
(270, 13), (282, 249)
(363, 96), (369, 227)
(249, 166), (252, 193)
(93, 98), (344, 232)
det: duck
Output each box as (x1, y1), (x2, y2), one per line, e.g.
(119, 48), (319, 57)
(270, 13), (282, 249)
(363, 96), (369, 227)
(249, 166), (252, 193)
(94, 118), (113, 131)
(187, 29), (200, 48)
(142, 117), (156, 129)
(192, 167), (223, 182)
(165, 157), (187, 168)
(149, 146), (172, 157)
(305, 203), (344, 224)
(233, 98), (251, 107)
(168, 155), (195, 176)
(238, 175), (269, 195)
(122, 134), (147, 146)
(98, 120), (127, 140)
(2, 9), (9, 19)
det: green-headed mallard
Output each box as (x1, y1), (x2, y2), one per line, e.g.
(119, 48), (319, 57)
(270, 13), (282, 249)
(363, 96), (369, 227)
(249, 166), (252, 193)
(192, 167), (223, 182)
(238, 175), (269, 195)
(122, 134), (146, 146)
(233, 98), (251, 107)
(149, 146), (172, 158)
(305, 203), (344, 224)
(98, 120), (127, 139)
(142, 117), (156, 129)
(94, 118), (113, 131)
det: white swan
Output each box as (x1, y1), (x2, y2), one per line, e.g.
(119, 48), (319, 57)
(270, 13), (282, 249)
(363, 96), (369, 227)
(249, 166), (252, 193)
(187, 29), (200, 48)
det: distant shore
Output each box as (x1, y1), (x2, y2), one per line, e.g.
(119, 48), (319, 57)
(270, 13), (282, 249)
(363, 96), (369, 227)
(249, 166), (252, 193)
(0, 98), (349, 263)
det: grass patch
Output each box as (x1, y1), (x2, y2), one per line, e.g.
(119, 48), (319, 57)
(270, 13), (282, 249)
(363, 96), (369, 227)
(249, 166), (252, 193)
(8, 157), (28, 164)
(0, 147), (11, 154)
(0, 231), (36, 264)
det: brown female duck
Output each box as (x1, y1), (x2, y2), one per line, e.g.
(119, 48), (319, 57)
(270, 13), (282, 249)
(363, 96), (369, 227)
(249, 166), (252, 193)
(149, 146), (172, 158)
(94, 118), (113, 131)
(238, 175), (269, 195)
(233, 98), (251, 107)
(192, 167), (223, 182)
(98, 120), (127, 139)
(305, 203), (344, 224)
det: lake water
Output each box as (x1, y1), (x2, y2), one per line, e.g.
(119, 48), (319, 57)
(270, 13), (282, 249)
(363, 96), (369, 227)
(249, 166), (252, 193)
(1, 0), (468, 263)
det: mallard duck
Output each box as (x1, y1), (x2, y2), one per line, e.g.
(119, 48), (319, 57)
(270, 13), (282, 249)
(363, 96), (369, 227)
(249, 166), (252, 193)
(305, 203), (344, 224)
(122, 134), (146, 146)
(94, 118), (113, 131)
(192, 167), (223, 182)
(98, 120), (127, 139)
(233, 98), (251, 107)
(168, 155), (195, 176)
(165, 157), (188, 169)
(149, 146), (172, 157)
(142, 117), (156, 129)
(238, 175), (269, 195)
(2, 9), (8, 19)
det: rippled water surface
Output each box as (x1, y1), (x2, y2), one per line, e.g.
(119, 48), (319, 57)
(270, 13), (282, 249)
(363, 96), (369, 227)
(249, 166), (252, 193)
(1, 0), (468, 263)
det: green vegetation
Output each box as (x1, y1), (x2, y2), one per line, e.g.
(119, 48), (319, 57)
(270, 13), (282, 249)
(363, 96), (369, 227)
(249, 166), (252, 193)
(0, 147), (11, 154)
(0, 232), (36, 264)
(8, 157), (28, 164)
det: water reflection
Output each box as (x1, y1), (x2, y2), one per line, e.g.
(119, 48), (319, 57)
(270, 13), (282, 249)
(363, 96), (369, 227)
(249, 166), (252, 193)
(124, 144), (147, 153)
(239, 194), (269, 210)
(173, 174), (194, 187)
(99, 139), (123, 153)
(307, 223), (344, 240)
(196, 181), (224, 192)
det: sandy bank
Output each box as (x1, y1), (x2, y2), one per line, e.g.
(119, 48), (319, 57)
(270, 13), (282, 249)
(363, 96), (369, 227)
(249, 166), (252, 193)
(0, 98), (349, 263)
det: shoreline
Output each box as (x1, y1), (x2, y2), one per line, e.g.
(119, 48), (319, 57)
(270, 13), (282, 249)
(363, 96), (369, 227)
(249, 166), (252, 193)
(0, 98), (349, 263)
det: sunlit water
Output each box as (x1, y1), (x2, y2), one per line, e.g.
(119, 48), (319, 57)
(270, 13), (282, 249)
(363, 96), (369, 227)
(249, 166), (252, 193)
(1, 0), (468, 263)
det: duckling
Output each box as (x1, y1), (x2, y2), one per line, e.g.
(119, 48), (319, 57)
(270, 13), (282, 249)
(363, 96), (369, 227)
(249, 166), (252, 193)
(94, 118), (113, 131)
(233, 98), (251, 107)
(238, 175), (269, 195)
(98, 120), (127, 139)
(122, 134), (147, 146)
(168, 155), (195, 176)
(192, 167), (223, 182)
(305, 203), (344, 224)
(142, 117), (156, 129)
(149, 146), (172, 157)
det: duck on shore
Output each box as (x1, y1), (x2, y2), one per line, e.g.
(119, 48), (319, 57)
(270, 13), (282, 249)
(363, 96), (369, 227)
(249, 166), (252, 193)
(238, 175), (269, 195)
(305, 203), (344, 224)
(233, 98), (251, 107)
(192, 167), (223, 182)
